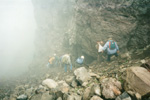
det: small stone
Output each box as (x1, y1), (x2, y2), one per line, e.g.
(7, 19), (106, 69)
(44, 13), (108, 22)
(90, 95), (103, 100)
(115, 92), (131, 100)
(141, 59), (146, 64)
(135, 93), (141, 100)
(17, 94), (28, 100)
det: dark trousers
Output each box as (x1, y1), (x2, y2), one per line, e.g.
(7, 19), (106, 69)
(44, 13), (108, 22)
(98, 52), (104, 62)
(107, 53), (118, 61)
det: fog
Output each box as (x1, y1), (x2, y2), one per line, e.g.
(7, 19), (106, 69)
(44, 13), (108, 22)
(0, 0), (36, 78)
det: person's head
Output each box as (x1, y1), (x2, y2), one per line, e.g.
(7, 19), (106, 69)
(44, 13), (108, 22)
(100, 41), (104, 45)
(54, 53), (56, 56)
(108, 37), (112, 41)
(81, 55), (84, 59)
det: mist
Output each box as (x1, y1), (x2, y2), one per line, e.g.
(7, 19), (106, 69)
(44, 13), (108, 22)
(0, 0), (36, 78)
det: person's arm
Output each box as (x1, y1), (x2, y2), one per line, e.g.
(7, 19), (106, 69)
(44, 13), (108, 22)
(115, 42), (119, 51)
(103, 41), (108, 51)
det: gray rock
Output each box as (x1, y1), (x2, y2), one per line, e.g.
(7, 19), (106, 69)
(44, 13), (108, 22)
(67, 94), (82, 100)
(115, 92), (131, 100)
(124, 67), (150, 96)
(9, 95), (16, 100)
(83, 84), (95, 100)
(135, 93), (141, 100)
(42, 79), (58, 89)
(83, 86), (92, 100)
(93, 84), (101, 96)
(65, 76), (75, 85)
(30, 94), (42, 100)
(90, 95), (103, 100)
(41, 92), (54, 100)
(57, 80), (70, 93)
(89, 72), (100, 79)
(120, 53), (131, 60)
(25, 88), (33, 97)
(71, 80), (78, 88)
(17, 94), (28, 100)
(74, 67), (91, 85)
(101, 78), (122, 99)
(3, 97), (9, 100)
(57, 97), (62, 100)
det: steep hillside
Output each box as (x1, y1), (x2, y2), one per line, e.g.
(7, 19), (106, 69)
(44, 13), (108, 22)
(31, 0), (150, 66)
(70, 0), (150, 62)
(31, 0), (75, 68)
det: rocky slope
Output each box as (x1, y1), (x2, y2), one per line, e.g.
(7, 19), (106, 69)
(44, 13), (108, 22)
(1, 52), (150, 100)
(1, 0), (150, 100)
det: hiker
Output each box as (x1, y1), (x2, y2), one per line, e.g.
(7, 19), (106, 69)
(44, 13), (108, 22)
(75, 55), (84, 67)
(96, 41), (104, 62)
(60, 54), (72, 72)
(102, 38), (119, 61)
(47, 54), (59, 68)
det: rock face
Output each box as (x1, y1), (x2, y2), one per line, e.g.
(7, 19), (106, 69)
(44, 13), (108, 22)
(31, 0), (150, 65)
(71, 0), (150, 61)
(124, 67), (150, 96)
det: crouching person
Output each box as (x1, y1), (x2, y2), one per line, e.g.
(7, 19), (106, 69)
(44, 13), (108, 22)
(75, 56), (84, 67)
(60, 54), (72, 72)
(102, 38), (119, 62)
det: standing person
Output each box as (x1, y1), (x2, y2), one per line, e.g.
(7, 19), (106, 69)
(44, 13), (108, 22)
(96, 41), (104, 62)
(102, 38), (119, 62)
(60, 54), (72, 72)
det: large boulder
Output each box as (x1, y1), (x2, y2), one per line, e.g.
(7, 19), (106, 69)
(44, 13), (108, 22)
(101, 78), (122, 99)
(74, 67), (91, 85)
(42, 79), (58, 89)
(124, 67), (150, 97)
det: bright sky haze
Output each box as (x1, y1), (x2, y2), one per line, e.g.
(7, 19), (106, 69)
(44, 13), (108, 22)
(0, 0), (36, 78)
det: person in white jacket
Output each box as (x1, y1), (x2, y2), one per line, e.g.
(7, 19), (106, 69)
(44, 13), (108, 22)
(96, 41), (104, 62)
(60, 54), (72, 72)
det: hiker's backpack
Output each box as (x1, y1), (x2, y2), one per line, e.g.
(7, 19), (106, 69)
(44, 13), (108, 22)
(62, 55), (70, 64)
(109, 41), (116, 49)
(49, 57), (55, 64)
